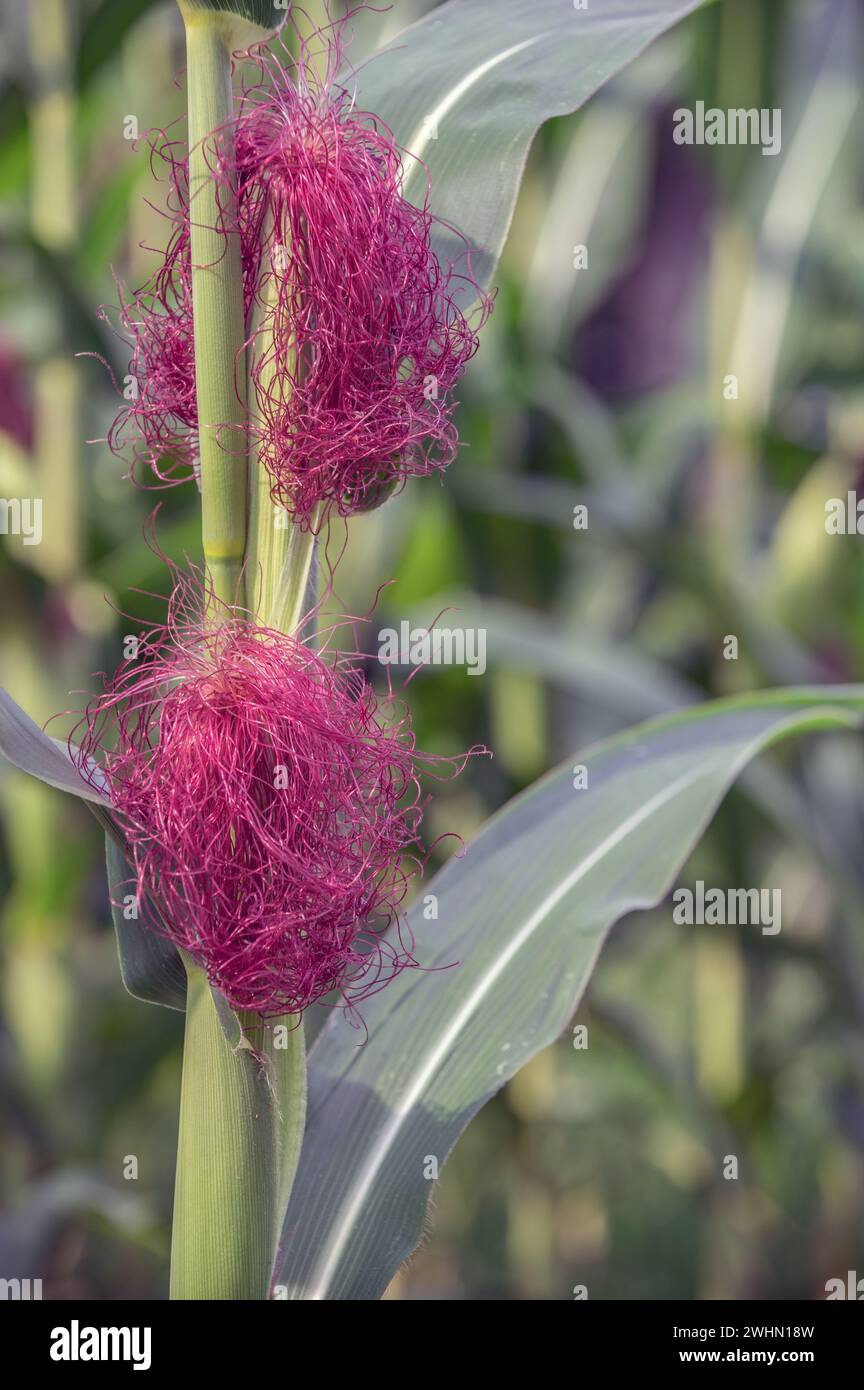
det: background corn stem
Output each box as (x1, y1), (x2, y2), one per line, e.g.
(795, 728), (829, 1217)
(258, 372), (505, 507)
(1, 0), (83, 1099)
(29, 0), (82, 586)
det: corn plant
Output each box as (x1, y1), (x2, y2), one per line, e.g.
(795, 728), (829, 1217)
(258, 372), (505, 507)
(2, 0), (863, 1303)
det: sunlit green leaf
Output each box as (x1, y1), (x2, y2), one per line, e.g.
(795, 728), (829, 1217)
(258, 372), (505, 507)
(278, 688), (864, 1299)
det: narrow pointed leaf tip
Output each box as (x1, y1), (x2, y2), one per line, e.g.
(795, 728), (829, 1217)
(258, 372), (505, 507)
(0, 687), (111, 807)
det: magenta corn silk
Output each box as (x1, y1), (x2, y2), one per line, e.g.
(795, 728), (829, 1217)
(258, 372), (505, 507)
(75, 9), (491, 1018)
(104, 14), (491, 520)
(71, 579), (452, 1017)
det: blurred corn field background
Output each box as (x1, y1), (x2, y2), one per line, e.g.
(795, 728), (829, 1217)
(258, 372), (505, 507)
(2, 0), (864, 1300)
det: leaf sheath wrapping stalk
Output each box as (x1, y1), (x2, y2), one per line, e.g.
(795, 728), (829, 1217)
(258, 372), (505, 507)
(244, 210), (320, 632)
(170, 960), (306, 1300)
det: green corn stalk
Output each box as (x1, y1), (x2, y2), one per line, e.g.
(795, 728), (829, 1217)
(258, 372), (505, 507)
(170, 0), (310, 1302)
(180, 1), (254, 609)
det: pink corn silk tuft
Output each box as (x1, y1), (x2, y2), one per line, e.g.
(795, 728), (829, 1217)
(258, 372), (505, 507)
(101, 135), (199, 486)
(103, 6), (491, 516)
(71, 588), (460, 1017)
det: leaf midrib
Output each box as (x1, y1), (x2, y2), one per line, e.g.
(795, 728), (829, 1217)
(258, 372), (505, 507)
(302, 756), (723, 1298)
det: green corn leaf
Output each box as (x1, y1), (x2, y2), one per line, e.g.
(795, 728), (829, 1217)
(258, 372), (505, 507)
(105, 837), (187, 1012)
(351, 0), (710, 305)
(277, 687), (864, 1299)
(0, 689), (187, 1011)
(0, 688), (110, 807)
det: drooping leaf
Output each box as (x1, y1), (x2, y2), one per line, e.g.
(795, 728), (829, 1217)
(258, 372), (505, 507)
(105, 837), (187, 1012)
(0, 689), (186, 1010)
(352, 0), (711, 304)
(277, 688), (864, 1300)
(0, 688), (110, 806)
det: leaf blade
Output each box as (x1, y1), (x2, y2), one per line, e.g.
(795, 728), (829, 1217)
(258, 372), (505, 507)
(0, 687), (110, 806)
(278, 688), (864, 1299)
(105, 837), (187, 1012)
(352, 0), (709, 303)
